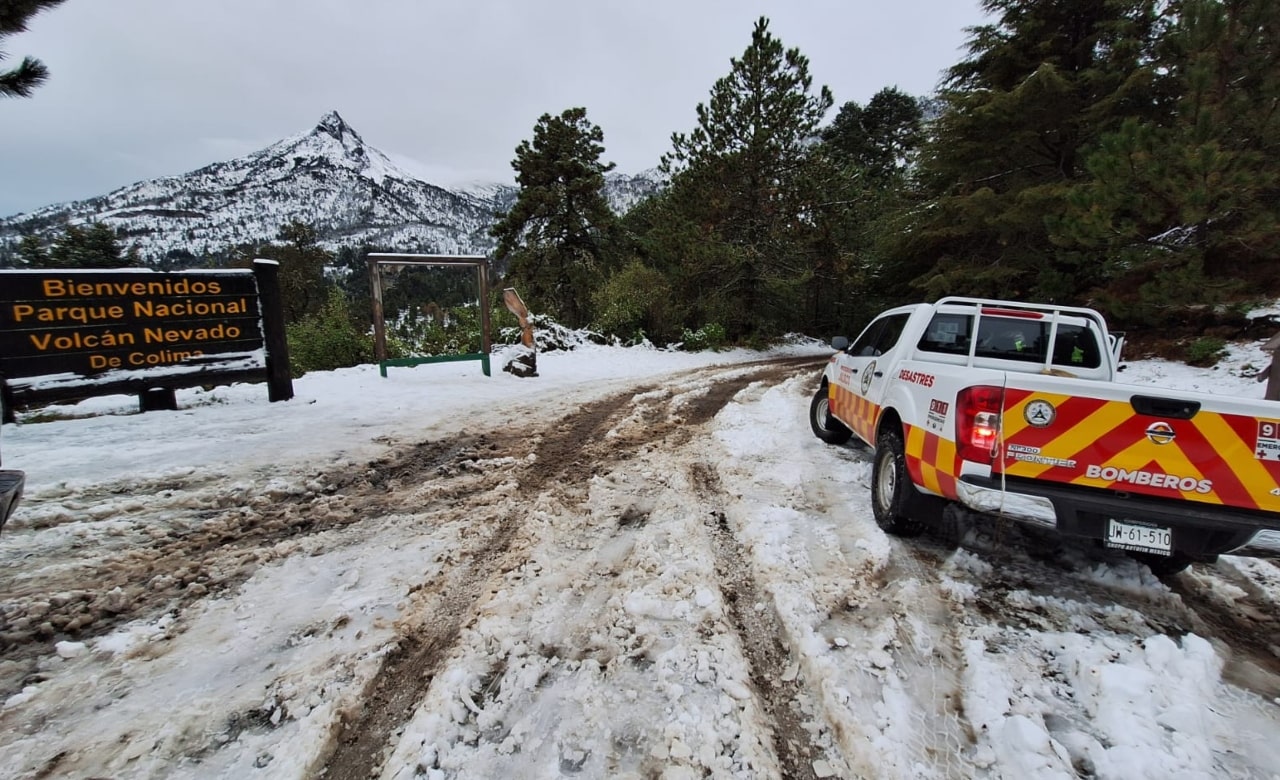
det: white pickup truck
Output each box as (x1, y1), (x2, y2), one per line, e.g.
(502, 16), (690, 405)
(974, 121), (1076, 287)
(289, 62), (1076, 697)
(810, 296), (1280, 574)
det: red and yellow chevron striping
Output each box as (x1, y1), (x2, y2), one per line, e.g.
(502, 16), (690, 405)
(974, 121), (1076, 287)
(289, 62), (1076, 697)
(1000, 390), (1280, 512)
(904, 424), (960, 500)
(829, 382), (880, 447)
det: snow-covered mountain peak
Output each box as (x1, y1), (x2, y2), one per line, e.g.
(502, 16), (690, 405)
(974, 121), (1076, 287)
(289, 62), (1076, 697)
(260, 110), (406, 186)
(305, 110), (370, 166)
(0, 113), (664, 265)
(313, 110), (359, 143)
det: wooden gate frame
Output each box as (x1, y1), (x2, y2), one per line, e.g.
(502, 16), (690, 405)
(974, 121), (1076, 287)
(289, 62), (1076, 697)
(366, 253), (492, 377)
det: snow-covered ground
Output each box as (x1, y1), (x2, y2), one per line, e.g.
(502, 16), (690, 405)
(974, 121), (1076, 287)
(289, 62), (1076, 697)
(1, 331), (1279, 779)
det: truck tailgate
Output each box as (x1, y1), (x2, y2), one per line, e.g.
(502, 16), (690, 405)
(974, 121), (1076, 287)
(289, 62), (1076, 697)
(998, 378), (1280, 514)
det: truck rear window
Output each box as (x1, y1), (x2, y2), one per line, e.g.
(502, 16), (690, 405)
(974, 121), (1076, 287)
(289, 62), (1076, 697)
(917, 313), (1102, 369)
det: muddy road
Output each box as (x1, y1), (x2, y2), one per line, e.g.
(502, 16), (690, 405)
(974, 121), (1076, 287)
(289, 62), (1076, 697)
(1, 356), (1278, 779)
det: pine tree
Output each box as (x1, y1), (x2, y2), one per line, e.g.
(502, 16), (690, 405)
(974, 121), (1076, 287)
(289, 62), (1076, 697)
(1053, 0), (1280, 324)
(812, 88), (928, 334)
(491, 107), (619, 329)
(889, 0), (1162, 302)
(39, 222), (134, 268)
(1, 0), (66, 98)
(822, 87), (924, 181)
(15, 233), (46, 267)
(656, 16), (833, 341)
(47, 224), (87, 267)
(333, 244), (377, 326)
(81, 222), (130, 268)
(241, 222), (333, 325)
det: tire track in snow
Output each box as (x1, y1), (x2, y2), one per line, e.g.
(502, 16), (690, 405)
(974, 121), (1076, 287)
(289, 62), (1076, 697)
(908, 509), (1280, 775)
(935, 510), (1280, 701)
(1168, 569), (1280, 699)
(320, 393), (631, 780)
(321, 359), (819, 779)
(0, 431), (524, 699)
(677, 364), (837, 780)
(800, 515), (980, 778)
(718, 374), (978, 778)
(691, 461), (823, 780)
(873, 538), (980, 778)
(0, 357), (821, 777)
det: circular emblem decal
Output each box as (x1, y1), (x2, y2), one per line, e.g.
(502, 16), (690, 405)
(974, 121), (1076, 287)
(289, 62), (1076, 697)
(1024, 399), (1056, 428)
(860, 360), (876, 395)
(1145, 421), (1176, 445)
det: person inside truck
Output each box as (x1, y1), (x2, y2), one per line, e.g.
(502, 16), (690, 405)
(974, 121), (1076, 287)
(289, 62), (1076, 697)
(984, 324), (1029, 352)
(1054, 333), (1086, 365)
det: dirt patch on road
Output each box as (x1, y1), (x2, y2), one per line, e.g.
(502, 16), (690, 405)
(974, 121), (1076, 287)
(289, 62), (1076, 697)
(0, 430), (525, 697)
(320, 358), (823, 779)
(693, 463), (821, 780)
(1170, 573), (1280, 700)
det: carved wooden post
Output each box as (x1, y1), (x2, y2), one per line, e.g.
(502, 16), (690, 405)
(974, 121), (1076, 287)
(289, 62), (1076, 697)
(254, 259), (294, 402)
(368, 255), (387, 372)
(1256, 333), (1280, 401)
(502, 288), (538, 377)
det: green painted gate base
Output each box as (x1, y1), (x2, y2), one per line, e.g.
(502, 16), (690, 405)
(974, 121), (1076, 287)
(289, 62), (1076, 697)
(378, 352), (491, 378)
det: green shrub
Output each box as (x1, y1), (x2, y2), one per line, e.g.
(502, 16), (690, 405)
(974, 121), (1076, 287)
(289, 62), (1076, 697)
(286, 289), (374, 376)
(386, 303), (484, 356)
(680, 322), (728, 352)
(1185, 337), (1227, 367)
(592, 261), (677, 344)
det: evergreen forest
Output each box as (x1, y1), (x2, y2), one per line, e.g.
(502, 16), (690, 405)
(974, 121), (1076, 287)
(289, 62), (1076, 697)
(11, 1), (1280, 373)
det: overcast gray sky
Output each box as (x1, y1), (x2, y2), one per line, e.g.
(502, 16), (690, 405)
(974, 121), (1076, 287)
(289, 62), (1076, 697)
(1, 0), (989, 217)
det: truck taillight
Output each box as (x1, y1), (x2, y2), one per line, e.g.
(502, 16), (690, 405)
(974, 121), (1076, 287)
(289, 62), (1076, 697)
(957, 385), (1003, 463)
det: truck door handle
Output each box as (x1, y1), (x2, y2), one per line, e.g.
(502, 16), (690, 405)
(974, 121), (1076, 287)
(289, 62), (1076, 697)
(1130, 394), (1200, 419)
(874, 371), (883, 377)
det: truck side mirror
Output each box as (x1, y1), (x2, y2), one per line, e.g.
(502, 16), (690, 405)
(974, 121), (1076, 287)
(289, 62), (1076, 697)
(831, 336), (849, 351)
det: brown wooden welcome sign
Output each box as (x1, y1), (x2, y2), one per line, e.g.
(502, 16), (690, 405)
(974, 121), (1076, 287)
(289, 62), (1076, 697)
(1, 271), (261, 375)
(0, 261), (293, 421)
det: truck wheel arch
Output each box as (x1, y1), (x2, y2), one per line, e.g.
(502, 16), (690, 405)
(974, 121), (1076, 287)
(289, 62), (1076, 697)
(810, 380), (852, 445)
(871, 427), (925, 536)
(872, 410), (947, 528)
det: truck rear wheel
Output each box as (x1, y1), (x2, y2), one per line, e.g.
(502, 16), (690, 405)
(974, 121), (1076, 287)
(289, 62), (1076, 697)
(872, 430), (923, 537)
(810, 385), (852, 445)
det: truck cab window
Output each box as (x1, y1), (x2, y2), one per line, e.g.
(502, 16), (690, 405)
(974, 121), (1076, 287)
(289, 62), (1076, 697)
(1051, 325), (1102, 369)
(975, 317), (1046, 362)
(850, 313), (911, 357)
(918, 313), (973, 355)
(874, 314), (911, 355)
(848, 319), (886, 356)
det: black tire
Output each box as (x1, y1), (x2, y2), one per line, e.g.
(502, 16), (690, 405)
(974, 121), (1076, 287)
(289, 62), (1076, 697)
(810, 385), (852, 444)
(1129, 551), (1194, 576)
(871, 429), (924, 536)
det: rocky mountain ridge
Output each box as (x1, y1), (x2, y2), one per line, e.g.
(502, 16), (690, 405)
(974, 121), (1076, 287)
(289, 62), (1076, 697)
(0, 111), (663, 265)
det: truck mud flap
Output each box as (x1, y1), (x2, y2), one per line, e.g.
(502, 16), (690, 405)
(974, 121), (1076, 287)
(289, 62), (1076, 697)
(905, 488), (948, 523)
